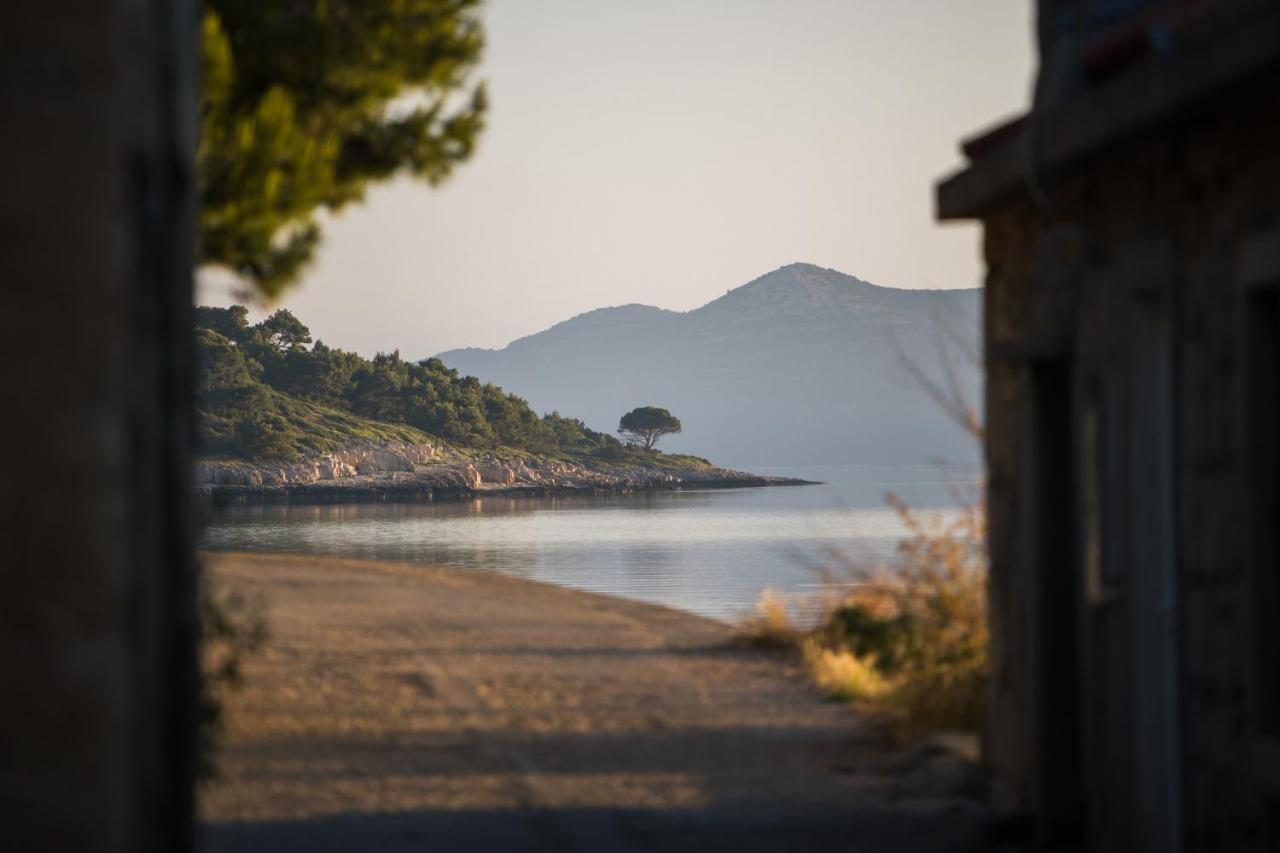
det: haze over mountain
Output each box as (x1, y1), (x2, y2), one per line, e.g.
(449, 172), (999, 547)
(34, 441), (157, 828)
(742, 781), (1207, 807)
(438, 264), (982, 468)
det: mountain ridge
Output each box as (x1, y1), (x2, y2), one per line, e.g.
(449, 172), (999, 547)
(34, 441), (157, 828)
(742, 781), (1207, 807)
(437, 263), (983, 467)
(450, 263), (972, 358)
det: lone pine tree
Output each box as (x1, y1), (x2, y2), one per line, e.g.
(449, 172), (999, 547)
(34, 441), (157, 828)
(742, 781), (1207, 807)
(618, 407), (682, 451)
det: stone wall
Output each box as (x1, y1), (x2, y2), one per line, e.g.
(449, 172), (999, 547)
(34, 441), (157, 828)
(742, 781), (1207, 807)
(978, 201), (1040, 813)
(980, 68), (1280, 850)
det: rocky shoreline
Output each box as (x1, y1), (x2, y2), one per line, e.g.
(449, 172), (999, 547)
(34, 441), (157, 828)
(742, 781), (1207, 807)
(196, 440), (812, 504)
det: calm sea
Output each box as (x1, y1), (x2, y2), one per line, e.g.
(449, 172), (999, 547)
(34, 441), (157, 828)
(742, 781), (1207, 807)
(199, 464), (981, 623)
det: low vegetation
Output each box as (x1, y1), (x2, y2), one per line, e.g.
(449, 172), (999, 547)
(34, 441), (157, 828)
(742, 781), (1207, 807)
(199, 376), (438, 461)
(801, 637), (894, 702)
(196, 305), (712, 470)
(737, 492), (988, 741)
(198, 574), (267, 779)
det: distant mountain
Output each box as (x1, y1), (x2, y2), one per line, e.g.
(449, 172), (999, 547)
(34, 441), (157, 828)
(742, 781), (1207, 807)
(438, 263), (982, 467)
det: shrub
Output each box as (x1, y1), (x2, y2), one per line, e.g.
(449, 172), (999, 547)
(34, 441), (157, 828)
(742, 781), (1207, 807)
(872, 492), (988, 738)
(234, 411), (298, 460)
(824, 599), (911, 674)
(802, 638), (893, 702)
(736, 489), (989, 741)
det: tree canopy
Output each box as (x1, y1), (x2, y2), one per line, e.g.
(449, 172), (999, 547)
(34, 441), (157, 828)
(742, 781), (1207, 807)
(195, 305), (623, 459)
(258, 309), (313, 352)
(618, 407), (682, 451)
(199, 0), (487, 298)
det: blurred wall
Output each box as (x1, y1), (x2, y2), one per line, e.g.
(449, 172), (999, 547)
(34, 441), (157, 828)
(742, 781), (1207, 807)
(941, 2), (1280, 849)
(0, 3), (198, 850)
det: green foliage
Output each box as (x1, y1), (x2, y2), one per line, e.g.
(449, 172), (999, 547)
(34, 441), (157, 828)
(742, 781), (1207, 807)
(233, 410), (300, 461)
(199, 379), (441, 462)
(617, 406), (683, 451)
(825, 603), (911, 675)
(587, 444), (712, 470)
(258, 309), (313, 352)
(196, 329), (255, 395)
(644, 451), (714, 470)
(199, 1), (487, 297)
(196, 305), (639, 462)
(194, 305), (251, 343)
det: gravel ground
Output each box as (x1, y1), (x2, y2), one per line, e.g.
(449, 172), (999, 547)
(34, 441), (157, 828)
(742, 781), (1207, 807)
(199, 552), (1010, 852)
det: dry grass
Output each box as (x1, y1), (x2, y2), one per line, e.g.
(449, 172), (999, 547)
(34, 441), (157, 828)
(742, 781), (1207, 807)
(735, 488), (989, 741)
(734, 587), (804, 650)
(801, 639), (893, 702)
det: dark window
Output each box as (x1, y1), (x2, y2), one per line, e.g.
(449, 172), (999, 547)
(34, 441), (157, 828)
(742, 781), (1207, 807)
(1248, 285), (1280, 735)
(1026, 361), (1085, 843)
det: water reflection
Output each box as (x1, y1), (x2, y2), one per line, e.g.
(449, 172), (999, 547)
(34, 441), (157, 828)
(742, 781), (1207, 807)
(201, 465), (978, 622)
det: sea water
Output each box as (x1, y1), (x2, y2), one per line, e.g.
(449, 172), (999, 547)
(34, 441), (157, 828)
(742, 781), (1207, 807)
(200, 464), (980, 623)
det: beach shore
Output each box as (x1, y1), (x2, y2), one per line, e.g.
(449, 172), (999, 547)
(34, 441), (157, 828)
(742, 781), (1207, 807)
(200, 552), (994, 852)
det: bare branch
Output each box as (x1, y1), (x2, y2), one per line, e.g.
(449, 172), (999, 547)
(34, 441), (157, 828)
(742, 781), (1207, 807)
(888, 296), (984, 442)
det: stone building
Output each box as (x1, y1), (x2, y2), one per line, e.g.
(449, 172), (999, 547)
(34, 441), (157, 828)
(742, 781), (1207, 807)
(1, 3), (198, 851)
(937, 1), (1279, 850)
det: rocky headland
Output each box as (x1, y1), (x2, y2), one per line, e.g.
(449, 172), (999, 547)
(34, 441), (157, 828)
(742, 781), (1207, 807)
(196, 439), (810, 504)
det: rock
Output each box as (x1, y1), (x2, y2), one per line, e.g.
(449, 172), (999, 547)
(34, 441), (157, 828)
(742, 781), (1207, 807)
(461, 465), (482, 489)
(195, 440), (440, 487)
(477, 462), (517, 486)
(195, 440), (814, 502)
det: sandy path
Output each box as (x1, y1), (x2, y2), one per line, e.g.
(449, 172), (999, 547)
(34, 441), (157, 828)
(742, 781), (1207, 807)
(199, 553), (996, 852)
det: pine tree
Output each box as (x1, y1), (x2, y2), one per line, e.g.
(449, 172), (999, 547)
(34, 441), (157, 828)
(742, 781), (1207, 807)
(199, 1), (487, 298)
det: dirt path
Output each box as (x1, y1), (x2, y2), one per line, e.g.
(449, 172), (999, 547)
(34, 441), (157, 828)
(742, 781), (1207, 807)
(200, 553), (997, 852)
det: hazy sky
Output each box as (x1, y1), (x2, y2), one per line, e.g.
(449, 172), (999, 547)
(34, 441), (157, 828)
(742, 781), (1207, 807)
(199, 1), (1033, 358)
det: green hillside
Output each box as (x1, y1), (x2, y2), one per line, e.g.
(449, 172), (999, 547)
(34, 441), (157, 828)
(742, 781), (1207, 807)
(196, 306), (711, 470)
(199, 381), (439, 461)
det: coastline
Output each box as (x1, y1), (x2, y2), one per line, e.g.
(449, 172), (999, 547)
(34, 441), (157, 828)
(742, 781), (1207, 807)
(197, 457), (817, 505)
